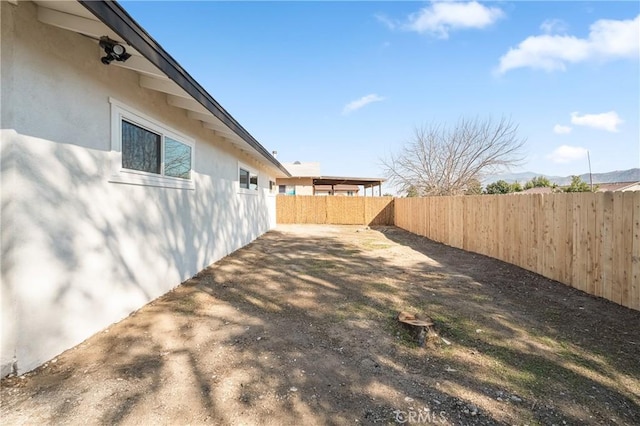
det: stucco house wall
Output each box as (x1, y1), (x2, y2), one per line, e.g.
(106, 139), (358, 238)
(276, 177), (314, 195)
(1, 1), (278, 376)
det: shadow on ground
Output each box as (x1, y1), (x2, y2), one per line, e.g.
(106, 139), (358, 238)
(1, 225), (638, 425)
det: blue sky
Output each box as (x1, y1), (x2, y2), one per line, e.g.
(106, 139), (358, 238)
(121, 1), (639, 185)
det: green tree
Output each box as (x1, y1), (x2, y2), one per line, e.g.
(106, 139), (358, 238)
(485, 180), (512, 194)
(564, 175), (592, 192)
(510, 181), (523, 192)
(524, 176), (552, 189)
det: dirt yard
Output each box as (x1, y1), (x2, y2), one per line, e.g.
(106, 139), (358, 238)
(2, 225), (639, 425)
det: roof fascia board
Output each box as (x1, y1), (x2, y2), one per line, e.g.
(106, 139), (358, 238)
(78, 0), (290, 177)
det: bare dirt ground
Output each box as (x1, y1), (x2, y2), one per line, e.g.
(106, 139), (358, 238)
(2, 225), (639, 425)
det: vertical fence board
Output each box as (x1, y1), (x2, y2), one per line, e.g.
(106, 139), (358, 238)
(580, 192), (590, 292)
(569, 194), (578, 287)
(507, 196), (516, 266)
(569, 194), (579, 289)
(586, 193), (597, 296)
(494, 196), (503, 260)
(593, 193), (604, 298)
(601, 192), (614, 301)
(473, 196), (480, 253)
(455, 196), (461, 249)
(438, 197), (444, 242)
(515, 196), (524, 268)
(612, 193), (624, 304)
(533, 194), (543, 273)
(418, 197), (424, 236)
(432, 198), (438, 241)
(525, 195), (533, 270)
(424, 197), (430, 237)
(553, 195), (566, 284)
(563, 195), (574, 285)
(631, 193), (640, 310)
(575, 193), (588, 292)
(451, 197), (462, 248)
(476, 195), (483, 254)
(462, 197), (470, 251)
(448, 197), (454, 246)
(520, 195), (529, 269)
(541, 194), (553, 279)
(621, 192), (634, 307)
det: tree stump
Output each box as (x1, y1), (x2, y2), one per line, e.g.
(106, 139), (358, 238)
(397, 311), (437, 347)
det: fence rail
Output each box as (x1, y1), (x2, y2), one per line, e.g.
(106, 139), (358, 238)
(276, 195), (394, 225)
(395, 193), (639, 311)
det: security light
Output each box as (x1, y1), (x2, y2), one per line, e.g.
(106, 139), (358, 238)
(99, 36), (131, 65)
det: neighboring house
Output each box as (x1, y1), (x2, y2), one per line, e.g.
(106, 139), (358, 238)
(1, 0), (290, 377)
(277, 162), (384, 196)
(277, 161), (321, 195)
(596, 182), (640, 192)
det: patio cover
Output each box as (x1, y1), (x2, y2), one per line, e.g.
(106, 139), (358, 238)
(312, 176), (385, 196)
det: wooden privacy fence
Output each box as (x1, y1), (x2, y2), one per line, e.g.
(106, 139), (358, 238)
(276, 195), (394, 225)
(395, 193), (640, 311)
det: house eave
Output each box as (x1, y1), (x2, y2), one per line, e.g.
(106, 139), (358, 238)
(78, 0), (291, 177)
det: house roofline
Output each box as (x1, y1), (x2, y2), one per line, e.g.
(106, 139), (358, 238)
(317, 175), (386, 182)
(78, 0), (291, 177)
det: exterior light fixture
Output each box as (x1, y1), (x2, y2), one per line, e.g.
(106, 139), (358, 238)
(99, 36), (131, 65)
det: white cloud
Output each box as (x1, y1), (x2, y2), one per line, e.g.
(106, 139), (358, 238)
(553, 124), (572, 134)
(497, 14), (639, 73)
(375, 14), (396, 30)
(342, 94), (385, 115)
(547, 145), (588, 163)
(570, 111), (623, 132)
(379, 1), (504, 39)
(540, 18), (568, 35)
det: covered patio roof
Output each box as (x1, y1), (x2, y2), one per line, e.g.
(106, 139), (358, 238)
(311, 176), (385, 196)
(312, 176), (384, 186)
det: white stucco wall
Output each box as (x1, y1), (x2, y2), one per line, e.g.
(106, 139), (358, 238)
(276, 177), (314, 196)
(1, 1), (278, 376)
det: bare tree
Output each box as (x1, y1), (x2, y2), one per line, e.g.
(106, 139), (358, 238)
(381, 116), (526, 196)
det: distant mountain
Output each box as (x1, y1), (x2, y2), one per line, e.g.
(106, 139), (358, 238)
(482, 168), (640, 186)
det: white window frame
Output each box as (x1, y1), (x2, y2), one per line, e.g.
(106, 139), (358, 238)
(109, 98), (195, 190)
(238, 161), (259, 195)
